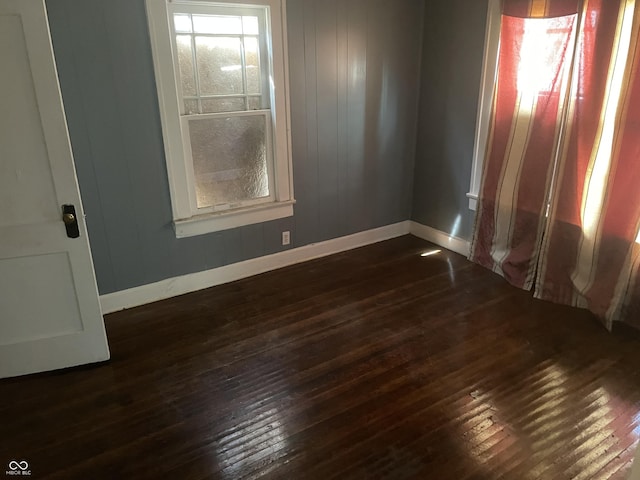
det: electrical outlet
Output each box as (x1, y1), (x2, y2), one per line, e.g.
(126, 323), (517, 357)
(282, 231), (290, 246)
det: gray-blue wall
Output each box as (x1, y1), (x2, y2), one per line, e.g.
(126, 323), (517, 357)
(46, 0), (424, 295)
(411, 0), (487, 241)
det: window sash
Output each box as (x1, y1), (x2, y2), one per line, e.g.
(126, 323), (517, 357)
(170, 4), (275, 216)
(180, 109), (276, 214)
(168, 4), (270, 116)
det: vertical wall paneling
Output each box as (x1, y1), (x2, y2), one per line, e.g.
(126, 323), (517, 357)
(263, 217), (295, 255)
(335, 1), (349, 235)
(289, 0), (423, 243)
(379, 2), (424, 223)
(61, 0), (147, 289)
(297, 0), (320, 246)
(47, 0), (424, 295)
(412, 0), (488, 242)
(45, 2), (117, 293)
(315, 1), (340, 242)
(102, 0), (175, 283)
(364, 0), (382, 230)
(221, 227), (244, 266)
(240, 224), (265, 261)
(345, 0), (368, 233)
(284, 0), (307, 247)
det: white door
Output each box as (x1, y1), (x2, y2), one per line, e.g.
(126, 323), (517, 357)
(0, 0), (110, 378)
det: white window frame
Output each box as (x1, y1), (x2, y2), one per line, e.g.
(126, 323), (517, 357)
(467, 0), (502, 211)
(146, 0), (295, 238)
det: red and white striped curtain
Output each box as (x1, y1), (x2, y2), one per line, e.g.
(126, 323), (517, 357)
(470, 0), (640, 329)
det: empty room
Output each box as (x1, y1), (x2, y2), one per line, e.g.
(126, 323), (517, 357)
(2, 0), (640, 478)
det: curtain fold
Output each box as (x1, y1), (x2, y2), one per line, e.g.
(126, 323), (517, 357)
(469, 4), (578, 289)
(536, 0), (640, 329)
(470, 0), (640, 329)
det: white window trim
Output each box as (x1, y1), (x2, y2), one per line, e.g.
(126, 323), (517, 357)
(145, 0), (295, 236)
(467, 0), (501, 211)
(174, 199), (295, 237)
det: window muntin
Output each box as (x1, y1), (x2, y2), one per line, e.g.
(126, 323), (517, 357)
(171, 11), (269, 115)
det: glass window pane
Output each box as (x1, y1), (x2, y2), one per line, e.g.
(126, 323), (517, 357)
(188, 115), (270, 208)
(176, 35), (196, 96)
(196, 36), (243, 95)
(202, 97), (246, 113)
(247, 96), (262, 110)
(193, 15), (242, 34)
(244, 37), (261, 94)
(242, 16), (259, 35)
(184, 99), (199, 115)
(174, 14), (192, 33)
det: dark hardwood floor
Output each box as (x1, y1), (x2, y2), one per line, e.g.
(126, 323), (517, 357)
(2, 235), (640, 479)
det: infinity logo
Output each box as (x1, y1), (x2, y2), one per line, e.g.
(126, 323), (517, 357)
(8, 460), (28, 471)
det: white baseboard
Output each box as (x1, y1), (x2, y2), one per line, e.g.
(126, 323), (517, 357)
(100, 220), (472, 314)
(409, 221), (471, 257)
(100, 221), (411, 314)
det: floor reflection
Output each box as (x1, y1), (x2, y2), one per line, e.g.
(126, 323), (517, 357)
(216, 407), (287, 478)
(454, 362), (640, 479)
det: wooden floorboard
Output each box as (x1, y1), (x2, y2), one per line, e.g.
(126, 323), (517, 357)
(1, 235), (640, 479)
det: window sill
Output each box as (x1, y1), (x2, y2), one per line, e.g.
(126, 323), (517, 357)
(174, 200), (295, 238)
(466, 192), (478, 211)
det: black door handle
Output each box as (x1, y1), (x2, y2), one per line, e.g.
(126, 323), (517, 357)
(62, 204), (80, 238)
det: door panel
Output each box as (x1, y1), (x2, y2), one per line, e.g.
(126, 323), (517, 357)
(0, 253), (83, 346)
(0, 14), (59, 228)
(0, 0), (110, 378)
